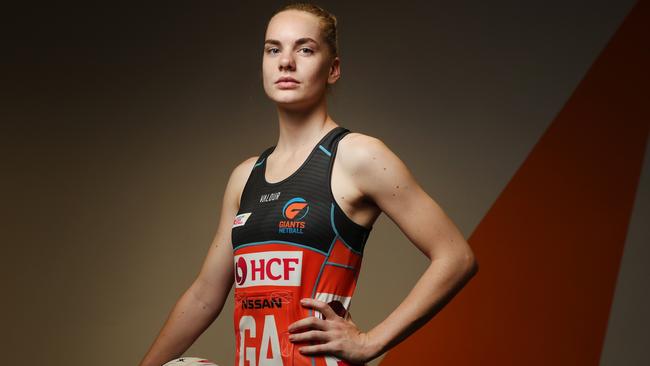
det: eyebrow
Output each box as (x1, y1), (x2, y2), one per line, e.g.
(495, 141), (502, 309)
(264, 37), (319, 47)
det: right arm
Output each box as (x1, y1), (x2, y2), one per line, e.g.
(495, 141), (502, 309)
(138, 156), (258, 366)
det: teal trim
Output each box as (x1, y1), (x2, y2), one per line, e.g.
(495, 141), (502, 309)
(233, 240), (328, 256)
(325, 261), (355, 270)
(318, 144), (331, 156)
(330, 203), (363, 255)
(308, 234), (337, 366)
(309, 235), (337, 309)
(253, 157), (265, 168)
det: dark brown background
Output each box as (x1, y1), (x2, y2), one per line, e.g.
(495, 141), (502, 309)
(1, 1), (646, 365)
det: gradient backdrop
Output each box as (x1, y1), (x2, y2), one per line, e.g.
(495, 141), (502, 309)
(1, 1), (648, 365)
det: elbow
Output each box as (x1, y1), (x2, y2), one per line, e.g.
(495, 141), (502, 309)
(431, 246), (479, 279)
(461, 251), (479, 279)
(467, 256), (478, 277)
(467, 257), (479, 277)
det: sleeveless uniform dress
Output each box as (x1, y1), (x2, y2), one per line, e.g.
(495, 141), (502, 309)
(231, 126), (372, 366)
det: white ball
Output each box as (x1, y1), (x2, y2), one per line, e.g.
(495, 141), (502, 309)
(162, 356), (219, 366)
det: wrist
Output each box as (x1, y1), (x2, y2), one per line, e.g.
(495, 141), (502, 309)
(362, 329), (386, 362)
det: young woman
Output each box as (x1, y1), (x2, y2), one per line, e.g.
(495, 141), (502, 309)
(140, 3), (477, 366)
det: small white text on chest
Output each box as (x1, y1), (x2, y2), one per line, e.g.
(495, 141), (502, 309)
(260, 191), (282, 203)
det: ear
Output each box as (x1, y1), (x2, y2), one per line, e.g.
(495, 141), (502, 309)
(327, 56), (341, 84)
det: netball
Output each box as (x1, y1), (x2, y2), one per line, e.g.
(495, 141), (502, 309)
(161, 357), (219, 366)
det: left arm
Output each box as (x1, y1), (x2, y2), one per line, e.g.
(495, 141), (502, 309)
(288, 135), (479, 363)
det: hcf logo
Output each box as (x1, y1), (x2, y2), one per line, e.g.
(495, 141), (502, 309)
(234, 251), (303, 288)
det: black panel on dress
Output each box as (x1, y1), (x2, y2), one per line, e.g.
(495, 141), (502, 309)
(232, 126), (373, 255)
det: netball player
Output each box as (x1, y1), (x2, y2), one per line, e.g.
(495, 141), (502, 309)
(139, 3), (477, 366)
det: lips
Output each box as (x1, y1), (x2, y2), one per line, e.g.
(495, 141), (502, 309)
(276, 77), (300, 89)
(276, 76), (299, 84)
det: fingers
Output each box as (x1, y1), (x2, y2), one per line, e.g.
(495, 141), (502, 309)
(300, 298), (340, 320)
(298, 340), (341, 355)
(297, 341), (338, 356)
(289, 298), (343, 332)
(288, 315), (327, 333)
(289, 329), (330, 343)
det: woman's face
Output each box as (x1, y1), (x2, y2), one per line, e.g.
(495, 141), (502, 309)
(262, 10), (339, 108)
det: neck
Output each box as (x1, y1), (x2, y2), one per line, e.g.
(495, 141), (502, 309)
(273, 96), (338, 155)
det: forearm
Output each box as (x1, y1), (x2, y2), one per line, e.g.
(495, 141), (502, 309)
(364, 255), (477, 361)
(139, 283), (223, 366)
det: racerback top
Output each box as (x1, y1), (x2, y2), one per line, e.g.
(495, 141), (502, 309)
(231, 126), (372, 366)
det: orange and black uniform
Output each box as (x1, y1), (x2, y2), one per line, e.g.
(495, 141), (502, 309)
(231, 126), (372, 366)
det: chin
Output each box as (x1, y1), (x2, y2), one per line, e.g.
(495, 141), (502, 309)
(272, 95), (314, 110)
(263, 85), (322, 108)
(268, 91), (306, 104)
(275, 100), (309, 110)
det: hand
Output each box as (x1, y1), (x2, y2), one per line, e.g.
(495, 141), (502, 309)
(288, 298), (377, 364)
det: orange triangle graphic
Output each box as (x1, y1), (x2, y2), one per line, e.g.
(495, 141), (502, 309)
(380, 1), (649, 365)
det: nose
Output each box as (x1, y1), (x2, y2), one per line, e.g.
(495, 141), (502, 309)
(279, 52), (296, 71)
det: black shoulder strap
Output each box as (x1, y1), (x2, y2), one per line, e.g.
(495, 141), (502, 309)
(245, 126), (349, 188)
(319, 126), (351, 154)
(255, 145), (275, 167)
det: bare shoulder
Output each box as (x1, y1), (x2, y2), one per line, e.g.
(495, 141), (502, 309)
(337, 131), (414, 201)
(227, 155), (260, 208)
(231, 155), (259, 181)
(337, 131), (397, 172)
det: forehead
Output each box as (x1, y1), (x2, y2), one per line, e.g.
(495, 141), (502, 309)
(265, 10), (322, 43)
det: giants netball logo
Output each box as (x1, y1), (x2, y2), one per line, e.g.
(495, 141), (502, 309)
(234, 251), (303, 288)
(278, 197), (308, 234)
